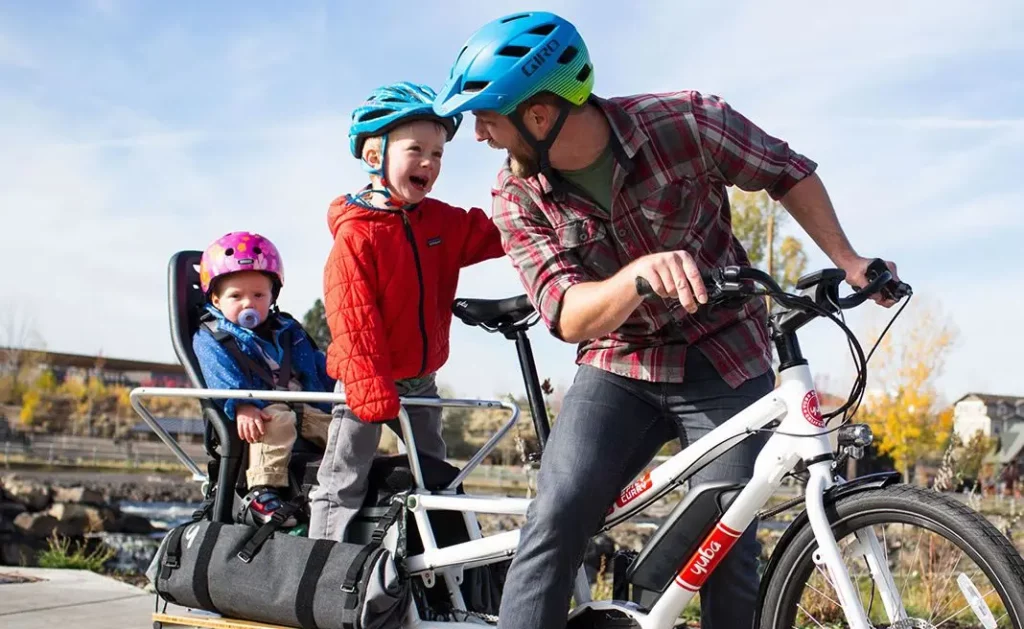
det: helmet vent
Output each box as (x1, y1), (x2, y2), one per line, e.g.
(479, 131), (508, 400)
(501, 14), (529, 23)
(557, 46), (578, 64)
(576, 64), (592, 83)
(463, 81), (490, 93)
(224, 248), (234, 256)
(528, 24), (556, 36)
(359, 110), (391, 122)
(497, 45), (531, 58)
(253, 246), (262, 255)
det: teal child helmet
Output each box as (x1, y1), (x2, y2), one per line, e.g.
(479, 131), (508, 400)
(433, 12), (594, 117)
(346, 81), (463, 208)
(349, 81), (463, 159)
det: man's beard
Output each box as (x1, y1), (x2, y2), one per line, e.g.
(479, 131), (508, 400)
(506, 138), (541, 179)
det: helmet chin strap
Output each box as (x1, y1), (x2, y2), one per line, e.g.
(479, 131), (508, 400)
(353, 133), (417, 211)
(509, 101), (571, 180)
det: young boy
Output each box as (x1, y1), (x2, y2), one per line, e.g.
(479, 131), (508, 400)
(193, 231), (335, 527)
(308, 82), (505, 541)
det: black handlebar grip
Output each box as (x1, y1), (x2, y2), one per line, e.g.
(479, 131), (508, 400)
(865, 258), (912, 301)
(635, 270), (719, 299)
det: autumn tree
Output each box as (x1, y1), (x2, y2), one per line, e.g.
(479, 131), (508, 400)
(729, 190), (808, 292)
(302, 299), (332, 349)
(0, 304), (47, 404)
(858, 298), (958, 483)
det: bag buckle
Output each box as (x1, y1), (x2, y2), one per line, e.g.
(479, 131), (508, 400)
(340, 584), (356, 594)
(237, 549), (254, 564)
(164, 556), (180, 569)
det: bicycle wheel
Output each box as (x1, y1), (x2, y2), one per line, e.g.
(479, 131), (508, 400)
(759, 484), (1024, 628)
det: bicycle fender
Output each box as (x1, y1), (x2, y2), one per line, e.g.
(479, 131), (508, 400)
(753, 471), (901, 622)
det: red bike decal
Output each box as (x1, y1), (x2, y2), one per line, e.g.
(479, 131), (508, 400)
(607, 472), (653, 514)
(674, 522), (743, 591)
(802, 389), (824, 427)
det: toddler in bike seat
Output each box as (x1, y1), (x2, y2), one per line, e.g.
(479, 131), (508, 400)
(192, 231), (335, 527)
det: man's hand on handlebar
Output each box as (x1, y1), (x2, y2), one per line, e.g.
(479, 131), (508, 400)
(841, 256), (903, 308)
(628, 250), (708, 313)
(634, 255), (911, 317)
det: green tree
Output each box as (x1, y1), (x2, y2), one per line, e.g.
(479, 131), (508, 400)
(302, 299), (332, 349)
(957, 430), (997, 482)
(729, 190), (808, 292)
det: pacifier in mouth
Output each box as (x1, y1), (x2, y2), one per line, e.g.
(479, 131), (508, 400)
(237, 308), (262, 329)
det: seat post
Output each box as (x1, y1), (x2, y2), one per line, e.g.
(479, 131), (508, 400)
(510, 327), (550, 450)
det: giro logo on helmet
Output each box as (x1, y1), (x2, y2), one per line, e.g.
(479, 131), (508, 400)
(522, 39), (560, 77)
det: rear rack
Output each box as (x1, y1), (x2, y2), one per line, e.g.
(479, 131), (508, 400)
(129, 387), (521, 491)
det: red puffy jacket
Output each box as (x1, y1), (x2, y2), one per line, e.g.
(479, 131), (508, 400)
(323, 194), (505, 422)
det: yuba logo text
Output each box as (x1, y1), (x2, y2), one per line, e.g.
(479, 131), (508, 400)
(616, 472), (652, 508)
(802, 390), (824, 427)
(675, 523), (742, 591)
(689, 540), (722, 577)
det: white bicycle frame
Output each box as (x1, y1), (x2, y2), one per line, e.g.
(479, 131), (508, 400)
(131, 360), (904, 629)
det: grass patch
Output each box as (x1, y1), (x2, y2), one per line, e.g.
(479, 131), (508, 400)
(37, 534), (116, 572)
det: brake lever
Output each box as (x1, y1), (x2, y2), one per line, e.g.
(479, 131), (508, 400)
(859, 258), (912, 302)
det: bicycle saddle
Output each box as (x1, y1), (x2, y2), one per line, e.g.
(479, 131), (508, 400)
(452, 294), (535, 328)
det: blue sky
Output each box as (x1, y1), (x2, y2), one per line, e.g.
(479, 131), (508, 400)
(2, 1), (1023, 405)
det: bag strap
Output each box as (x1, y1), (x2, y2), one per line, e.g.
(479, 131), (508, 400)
(159, 495), (215, 581)
(191, 521), (223, 613)
(294, 538), (334, 629)
(236, 495), (305, 563)
(341, 498), (405, 612)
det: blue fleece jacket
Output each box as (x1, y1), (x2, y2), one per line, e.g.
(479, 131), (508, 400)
(192, 305), (335, 420)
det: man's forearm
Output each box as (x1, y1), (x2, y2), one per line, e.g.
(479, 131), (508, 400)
(556, 270), (642, 343)
(779, 173), (859, 268)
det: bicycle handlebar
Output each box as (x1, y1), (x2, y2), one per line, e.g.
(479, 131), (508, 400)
(635, 258), (912, 316)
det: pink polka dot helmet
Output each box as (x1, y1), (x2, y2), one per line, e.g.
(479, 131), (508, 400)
(199, 231), (284, 298)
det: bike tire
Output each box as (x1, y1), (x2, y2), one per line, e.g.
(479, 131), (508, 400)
(758, 483), (1024, 628)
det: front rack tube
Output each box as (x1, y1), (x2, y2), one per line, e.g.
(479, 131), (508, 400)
(128, 387), (521, 491)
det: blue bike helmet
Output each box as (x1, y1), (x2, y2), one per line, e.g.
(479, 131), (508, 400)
(349, 81), (463, 159)
(434, 12), (594, 180)
(433, 12), (594, 117)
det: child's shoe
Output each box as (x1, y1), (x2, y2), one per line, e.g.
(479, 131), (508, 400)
(239, 486), (297, 528)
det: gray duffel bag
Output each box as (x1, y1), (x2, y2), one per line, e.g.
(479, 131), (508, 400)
(152, 499), (410, 629)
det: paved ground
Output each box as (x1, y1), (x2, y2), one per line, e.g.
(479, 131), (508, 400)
(0, 567), (184, 629)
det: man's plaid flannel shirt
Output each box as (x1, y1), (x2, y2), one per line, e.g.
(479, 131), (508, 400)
(491, 91), (818, 388)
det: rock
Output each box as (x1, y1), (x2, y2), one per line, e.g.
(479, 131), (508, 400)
(52, 486), (105, 506)
(1, 476), (51, 512)
(114, 513), (154, 535)
(48, 503), (117, 534)
(0, 500), (27, 521)
(13, 512), (58, 539)
(1, 537), (46, 567)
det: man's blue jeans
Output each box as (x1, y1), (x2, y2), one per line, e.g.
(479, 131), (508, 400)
(497, 350), (774, 629)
